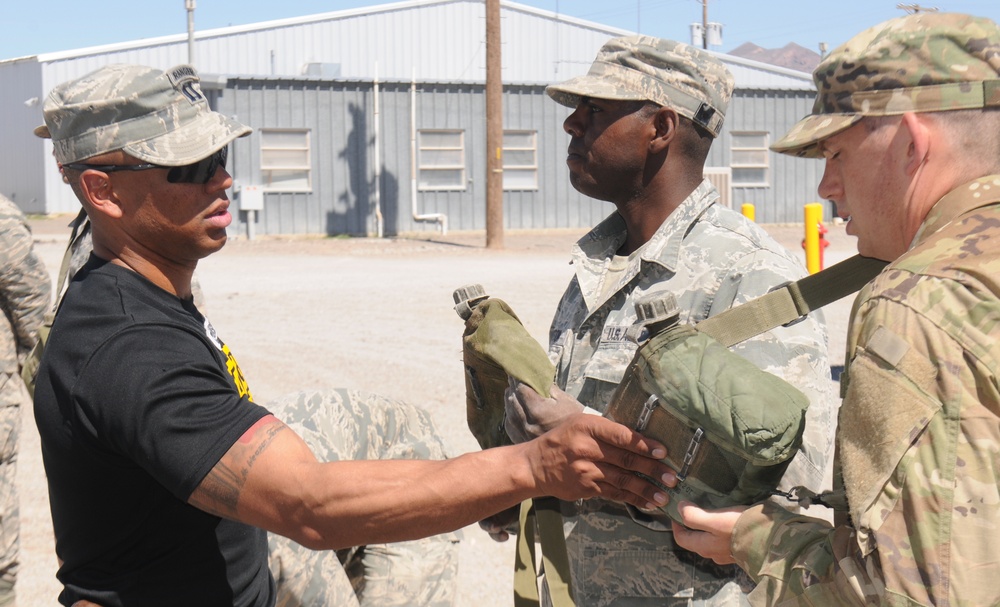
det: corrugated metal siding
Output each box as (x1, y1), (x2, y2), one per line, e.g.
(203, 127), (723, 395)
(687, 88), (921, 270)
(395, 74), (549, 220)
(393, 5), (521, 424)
(713, 89), (824, 224)
(215, 77), (616, 237)
(0, 57), (46, 213)
(223, 80), (377, 236)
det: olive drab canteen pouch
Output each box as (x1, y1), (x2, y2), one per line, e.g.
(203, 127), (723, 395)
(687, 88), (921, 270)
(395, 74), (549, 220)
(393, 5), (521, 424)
(453, 284), (556, 450)
(604, 293), (808, 522)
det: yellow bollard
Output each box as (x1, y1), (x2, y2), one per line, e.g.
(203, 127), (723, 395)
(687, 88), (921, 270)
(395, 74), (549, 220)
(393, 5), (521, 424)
(741, 203), (755, 222)
(803, 202), (824, 274)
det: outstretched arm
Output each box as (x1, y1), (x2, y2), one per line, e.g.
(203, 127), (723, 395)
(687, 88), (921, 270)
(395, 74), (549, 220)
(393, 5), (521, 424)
(190, 412), (675, 550)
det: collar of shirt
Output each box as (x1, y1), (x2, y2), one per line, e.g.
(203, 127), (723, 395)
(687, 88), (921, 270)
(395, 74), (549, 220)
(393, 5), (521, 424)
(911, 174), (1000, 250)
(569, 179), (720, 312)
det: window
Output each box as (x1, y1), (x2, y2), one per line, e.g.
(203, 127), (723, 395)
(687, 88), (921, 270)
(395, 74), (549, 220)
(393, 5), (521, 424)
(260, 129), (311, 192)
(730, 132), (769, 187)
(418, 130), (466, 190)
(503, 130), (538, 190)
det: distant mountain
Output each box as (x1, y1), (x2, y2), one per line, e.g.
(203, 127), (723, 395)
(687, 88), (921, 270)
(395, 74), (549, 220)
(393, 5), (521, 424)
(728, 42), (822, 73)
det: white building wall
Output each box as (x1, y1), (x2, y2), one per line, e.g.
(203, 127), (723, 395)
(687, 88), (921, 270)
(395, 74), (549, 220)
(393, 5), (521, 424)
(0, 0), (815, 215)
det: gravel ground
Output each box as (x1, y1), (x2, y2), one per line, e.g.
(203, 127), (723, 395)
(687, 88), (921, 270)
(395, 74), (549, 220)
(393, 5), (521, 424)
(17, 217), (858, 606)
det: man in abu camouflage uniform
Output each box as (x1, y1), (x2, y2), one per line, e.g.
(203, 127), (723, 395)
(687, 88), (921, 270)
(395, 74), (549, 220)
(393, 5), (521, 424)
(498, 36), (836, 605)
(267, 389), (459, 607)
(0, 193), (51, 606)
(672, 13), (1000, 606)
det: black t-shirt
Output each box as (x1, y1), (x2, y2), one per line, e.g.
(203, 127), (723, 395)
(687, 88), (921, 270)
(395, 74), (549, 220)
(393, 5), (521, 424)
(34, 257), (274, 607)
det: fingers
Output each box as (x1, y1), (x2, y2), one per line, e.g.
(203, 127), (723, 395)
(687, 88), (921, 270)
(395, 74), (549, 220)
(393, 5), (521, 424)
(479, 504), (519, 542)
(581, 414), (668, 460)
(589, 463), (670, 510)
(527, 413), (681, 507)
(506, 381), (585, 441)
(670, 501), (745, 565)
(477, 518), (510, 542)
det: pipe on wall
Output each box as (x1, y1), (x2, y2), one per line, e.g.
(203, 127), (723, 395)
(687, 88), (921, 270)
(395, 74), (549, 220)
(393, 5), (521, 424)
(410, 71), (448, 235)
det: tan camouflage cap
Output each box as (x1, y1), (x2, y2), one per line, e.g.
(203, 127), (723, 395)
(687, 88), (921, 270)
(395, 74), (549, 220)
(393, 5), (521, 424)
(35, 64), (251, 165)
(773, 12), (1000, 158)
(545, 35), (734, 137)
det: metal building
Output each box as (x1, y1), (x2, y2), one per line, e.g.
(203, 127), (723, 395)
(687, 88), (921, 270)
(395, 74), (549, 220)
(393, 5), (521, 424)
(0, 0), (822, 235)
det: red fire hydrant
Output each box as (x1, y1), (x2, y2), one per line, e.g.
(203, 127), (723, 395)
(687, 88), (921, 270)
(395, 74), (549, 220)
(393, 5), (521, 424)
(802, 203), (830, 273)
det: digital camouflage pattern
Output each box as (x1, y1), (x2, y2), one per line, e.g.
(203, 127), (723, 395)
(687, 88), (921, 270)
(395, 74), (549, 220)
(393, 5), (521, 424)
(732, 176), (1000, 606)
(266, 389), (459, 607)
(527, 181), (835, 606)
(545, 36), (734, 137)
(0, 194), (52, 606)
(772, 12), (1000, 157)
(36, 63), (251, 165)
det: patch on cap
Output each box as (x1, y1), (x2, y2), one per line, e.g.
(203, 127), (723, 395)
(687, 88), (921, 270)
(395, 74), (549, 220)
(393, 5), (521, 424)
(545, 35), (734, 137)
(36, 63), (251, 166)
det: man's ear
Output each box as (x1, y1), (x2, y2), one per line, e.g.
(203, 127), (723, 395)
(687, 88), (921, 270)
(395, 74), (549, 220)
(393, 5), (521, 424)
(650, 106), (679, 154)
(900, 112), (929, 176)
(78, 171), (124, 219)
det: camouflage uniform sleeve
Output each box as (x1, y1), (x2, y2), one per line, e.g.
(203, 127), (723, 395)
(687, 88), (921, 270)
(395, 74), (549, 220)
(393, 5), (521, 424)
(730, 501), (855, 601)
(731, 268), (1000, 606)
(0, 205), (52, 367)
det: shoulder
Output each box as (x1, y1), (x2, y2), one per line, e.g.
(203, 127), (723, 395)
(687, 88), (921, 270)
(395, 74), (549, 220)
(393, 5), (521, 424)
(685, 205), (803, 273)
(671, 206), (807, 304)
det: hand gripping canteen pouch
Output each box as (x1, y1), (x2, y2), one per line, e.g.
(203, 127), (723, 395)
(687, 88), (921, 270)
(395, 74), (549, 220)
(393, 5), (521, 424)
(604, 293), (810, 523)
(453, 284), (556, 450)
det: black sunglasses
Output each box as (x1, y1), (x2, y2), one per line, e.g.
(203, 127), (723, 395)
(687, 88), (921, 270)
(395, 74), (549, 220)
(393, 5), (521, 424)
(62, 147), (228, 185)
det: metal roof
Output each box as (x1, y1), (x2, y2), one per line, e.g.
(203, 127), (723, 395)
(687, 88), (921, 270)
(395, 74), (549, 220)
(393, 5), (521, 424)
(25, 0), (814, 90)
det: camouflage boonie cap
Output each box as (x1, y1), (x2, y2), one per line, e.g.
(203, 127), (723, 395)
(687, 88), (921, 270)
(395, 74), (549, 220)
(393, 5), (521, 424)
(35, 63), (251, 165)
(773, 12), (1000, 158)
(545, 35), (734, 137)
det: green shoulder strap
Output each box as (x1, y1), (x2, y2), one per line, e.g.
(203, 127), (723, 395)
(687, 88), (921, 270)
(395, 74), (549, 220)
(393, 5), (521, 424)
(697, 254), (887, 347)
(20, 210), (89, 396)
(515, 253), (887, 607)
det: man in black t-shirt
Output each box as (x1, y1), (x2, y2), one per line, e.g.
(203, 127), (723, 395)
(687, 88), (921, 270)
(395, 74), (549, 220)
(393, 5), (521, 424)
(32, 63), (677, 607)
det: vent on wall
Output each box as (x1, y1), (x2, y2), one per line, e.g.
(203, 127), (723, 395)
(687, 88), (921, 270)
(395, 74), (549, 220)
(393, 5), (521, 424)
(302, 63), (342, 78)
(704, 167), (732, 208)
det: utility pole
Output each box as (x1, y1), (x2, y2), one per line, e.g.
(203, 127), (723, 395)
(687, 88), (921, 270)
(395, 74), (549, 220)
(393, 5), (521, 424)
(185, 0), (196, 65)
(702, 0), (708, 49)
(485, 0), (504, 249)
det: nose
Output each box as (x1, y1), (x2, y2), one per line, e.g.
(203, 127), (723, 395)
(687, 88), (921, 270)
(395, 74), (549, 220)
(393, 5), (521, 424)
(817, 159), (842, 203)
(563, 104), (586, 137)
(208, 166), (233, 192)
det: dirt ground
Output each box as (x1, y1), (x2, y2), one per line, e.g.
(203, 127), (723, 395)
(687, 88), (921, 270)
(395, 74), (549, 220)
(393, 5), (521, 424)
(16, 217), (858, 606)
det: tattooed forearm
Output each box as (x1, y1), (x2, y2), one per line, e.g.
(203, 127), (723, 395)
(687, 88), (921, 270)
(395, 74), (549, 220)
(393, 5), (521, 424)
(191, 464), (243, 516)
(189, 417), (288, 517)
(241, 422), (286, 480)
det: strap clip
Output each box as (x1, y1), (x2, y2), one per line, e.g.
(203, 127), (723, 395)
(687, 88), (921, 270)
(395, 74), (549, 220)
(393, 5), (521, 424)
(677, 428), (705, 482)
(635, 394), (658, 433)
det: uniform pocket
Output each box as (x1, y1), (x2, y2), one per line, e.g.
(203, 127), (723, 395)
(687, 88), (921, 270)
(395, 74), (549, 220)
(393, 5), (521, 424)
(839, 326), (942, 552)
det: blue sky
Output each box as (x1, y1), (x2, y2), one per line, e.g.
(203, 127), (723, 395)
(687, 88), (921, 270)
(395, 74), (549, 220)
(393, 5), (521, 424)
(2, 1), (999, 61)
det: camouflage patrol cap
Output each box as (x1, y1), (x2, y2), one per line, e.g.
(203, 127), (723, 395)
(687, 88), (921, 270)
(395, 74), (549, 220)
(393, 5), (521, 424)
(773, 13), (1000, 158)
(35, 63), (251, 165)
(545, 35), (734, 137)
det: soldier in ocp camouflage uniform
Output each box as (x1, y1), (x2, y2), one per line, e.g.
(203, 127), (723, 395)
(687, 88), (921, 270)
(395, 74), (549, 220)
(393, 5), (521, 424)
(672, 13), (1000, 607)
(267, 389), (459, 607)
(0, 193), (52, 607)
(500, 36), (836, 606)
